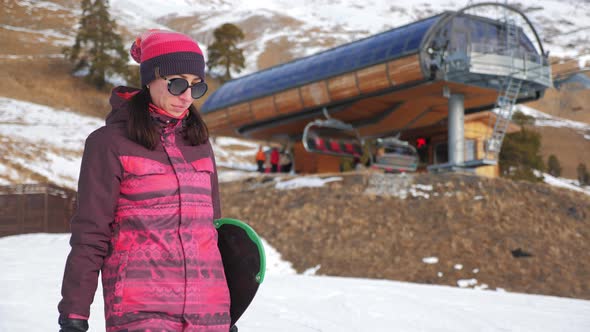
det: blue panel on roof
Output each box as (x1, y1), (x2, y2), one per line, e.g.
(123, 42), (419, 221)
(202, 14), (444, 113)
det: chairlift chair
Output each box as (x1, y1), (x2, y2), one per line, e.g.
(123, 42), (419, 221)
(371, 137), (419, 173)
(302, 113), (364, 158)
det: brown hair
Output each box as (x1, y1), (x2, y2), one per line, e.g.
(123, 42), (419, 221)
(127, 87), (209, 150)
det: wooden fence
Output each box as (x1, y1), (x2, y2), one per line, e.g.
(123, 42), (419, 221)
(0, 184), (76, 237)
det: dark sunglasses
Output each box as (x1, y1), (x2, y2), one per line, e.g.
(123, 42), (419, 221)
(162, 76), (208, 99)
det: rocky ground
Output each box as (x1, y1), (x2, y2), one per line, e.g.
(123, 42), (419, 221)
(219, 170), (590, 300)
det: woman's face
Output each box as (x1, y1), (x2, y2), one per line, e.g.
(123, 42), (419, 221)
(148, 73), (202, 117)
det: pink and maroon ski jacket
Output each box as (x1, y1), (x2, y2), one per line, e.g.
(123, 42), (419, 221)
(58, 86), (230, 331)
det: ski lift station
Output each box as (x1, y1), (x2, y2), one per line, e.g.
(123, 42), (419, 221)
(201, 3), (552, 176)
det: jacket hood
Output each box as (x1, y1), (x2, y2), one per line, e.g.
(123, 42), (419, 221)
(106, 86), (141, 125)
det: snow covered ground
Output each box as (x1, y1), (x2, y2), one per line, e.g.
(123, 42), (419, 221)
(1, 233), (589, 332)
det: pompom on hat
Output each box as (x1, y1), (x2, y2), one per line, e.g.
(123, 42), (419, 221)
(130, 29), (205, 87)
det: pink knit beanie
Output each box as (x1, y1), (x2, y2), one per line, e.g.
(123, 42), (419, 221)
(130, 29), (205, 87)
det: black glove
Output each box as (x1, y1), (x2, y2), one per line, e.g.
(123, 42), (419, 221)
(59, 316), (88, 332)
(230, 325), (238, 332)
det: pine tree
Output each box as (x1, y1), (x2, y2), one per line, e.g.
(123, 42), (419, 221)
(511, 110), (535, 127)
(577, 163), (590, 186)
(547, 154), (562, 177)
(207, 23), (246, 82)
(499, 127), (545, 182)
(64, 0), (129, 89)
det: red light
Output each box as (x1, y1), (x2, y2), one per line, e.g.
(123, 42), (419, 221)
(417, 138), (427, 148)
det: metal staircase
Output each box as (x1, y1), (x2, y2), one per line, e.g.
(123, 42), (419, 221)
(484, 19), (522, 161)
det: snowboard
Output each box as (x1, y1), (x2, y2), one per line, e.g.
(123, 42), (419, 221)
(214, 218), (266, 328)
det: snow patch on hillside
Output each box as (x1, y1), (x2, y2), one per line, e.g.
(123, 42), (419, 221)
(537, 171), (590, 196)
(516, 105), (590, 132)
(275, 176), (342, 190)
(0, 98), (102, 189)
(0, 97), (263, 188)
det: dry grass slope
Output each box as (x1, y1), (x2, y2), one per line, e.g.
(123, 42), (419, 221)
(0, 58), (112, 118)
(220, 171), (590, 300)
(533, 126), (590, 178)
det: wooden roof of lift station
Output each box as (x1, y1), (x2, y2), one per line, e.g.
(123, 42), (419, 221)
(201, 3), (553, 173)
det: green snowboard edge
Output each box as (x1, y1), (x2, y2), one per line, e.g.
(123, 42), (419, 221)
(214, 218), (266, 284)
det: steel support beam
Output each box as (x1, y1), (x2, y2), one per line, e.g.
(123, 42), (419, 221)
(448, 94), (464, 166)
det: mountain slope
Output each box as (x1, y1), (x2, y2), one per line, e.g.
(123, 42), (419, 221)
(220, 171), (590, 300)
(2, 0), (589, 179)
(102, 0), (590, 85)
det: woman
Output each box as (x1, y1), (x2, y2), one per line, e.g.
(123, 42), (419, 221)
(58, 30), (232, 332)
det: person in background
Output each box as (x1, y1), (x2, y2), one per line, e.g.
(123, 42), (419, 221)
(255, 145), (266, 173)
(270, 147), (280, 173)
(353, 156), (363, 170)
(57, 30), (234, 332)
(263, 152), (272, 173)
(279, 150), (292, 173)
